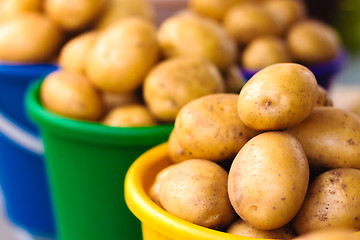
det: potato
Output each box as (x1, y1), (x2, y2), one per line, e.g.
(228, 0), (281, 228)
(228, 131), (309, 230)
(189, 0), (246, 21)
(86, 17), (159, 93)
(143, 56), (225, 122)
(287, 20), (341, 64)
(223, 3), (280, 45)
(285, 107), (360, 171)
(59, 31), (98, 74)
(44, 0), (107, 32)
(158, 159), (236, 229)
(101, 91), (141, 112)
(292, 168), (360, 235)
(0, 13), (63, 63)
(223, 64), (246, 93)
(174, 93), (260, 162)
(148, 163), (177, 208)
(241, 36), (292, 70)
(227, 219), (297, 239)
(157, 14), (237, 71)
(263, 0), (307, 34)
(0, 0), (42, 21)
(95, 0), (154, 29)
(350, 98), (360, 117)
(40, 70), (104, 121)
(101, 104), (157, 127)
(238, 63), (318, 131)
(294, 229), (360, 240)
(316, 85), (333, 107)
(168, 129), (192, 163)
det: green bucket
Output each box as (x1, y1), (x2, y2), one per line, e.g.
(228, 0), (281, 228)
(25, 81), (174, 240)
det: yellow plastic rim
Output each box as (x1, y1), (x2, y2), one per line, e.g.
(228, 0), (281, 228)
(124, 142), (270, 240)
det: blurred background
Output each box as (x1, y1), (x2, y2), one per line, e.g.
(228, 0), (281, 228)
(310, 0), (360, 113)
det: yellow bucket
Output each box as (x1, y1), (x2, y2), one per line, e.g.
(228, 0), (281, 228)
(124, 142), (271, 240)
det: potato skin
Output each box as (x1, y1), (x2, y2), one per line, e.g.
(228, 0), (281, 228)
(223, 64), (246, 94)
(174, 93), (260, 162)
(101, 104), (157, 127)
(238, 63), (318, 131)
(158, 14), (237, 71)
(40, 70), (104, 121)
(285, 107), (360, 171)
(159, 159), (236, 229)
(287, 20), (341, 64)
(143, 57), (225, 122)
(294, 229), (360, 240)
(168, 130), (193, 163)
(148, 163), (176, 208)
(292, 168), (360, 235)
(95, 0), (154, 29)
(228, 131), (309, 230)
(262, 0), (307, 34)
(189, 0), (245, 21)
(316, 85), (333, 107)
(223, 3), (280, 45)
(227, 219), (297, 239)
(241, 36), (292, 70)
(101, 91), (141, 112)
(44, 0), (107, 32)
(86, 17), (159, 93)
(0, 13), (63, 63)
(59, 31), (98, 74)
(0, 0), (42, 21)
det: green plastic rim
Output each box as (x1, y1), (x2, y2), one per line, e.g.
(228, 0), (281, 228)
(25, 81), (174, 146)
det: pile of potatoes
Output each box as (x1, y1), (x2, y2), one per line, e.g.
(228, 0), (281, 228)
(149, 63), (360, 240)
(0, 0), (154, 63)
(39, 12), (243, 127)
(189, 0), (342, 70)
(0, 0), (343, 128)
(2, 0), (245, 127)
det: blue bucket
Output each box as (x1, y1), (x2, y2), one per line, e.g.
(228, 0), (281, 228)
(240, 50), (348, 89)
(0, 112), (55, 238)
(0, 62), (58, 238)
(0, 62), (58, 132)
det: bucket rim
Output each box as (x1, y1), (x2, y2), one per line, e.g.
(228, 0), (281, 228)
(0, 111), (43, 155)
(0, 62), (58, 81)
(124, 142), (265, 240)
(25, 81), (174, 146)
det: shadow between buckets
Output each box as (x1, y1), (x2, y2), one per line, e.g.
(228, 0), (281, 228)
(25, 81), (174, 240)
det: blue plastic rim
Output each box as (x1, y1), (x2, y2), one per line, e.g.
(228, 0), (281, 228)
(0, 62), (58, 132)
(240, 50), (348, 89)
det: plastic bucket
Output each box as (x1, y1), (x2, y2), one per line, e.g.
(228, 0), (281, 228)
(26, 81), (174, 240)
(0, 111), (55, 238)
(125, 142), (249, 240)
(0, 62), (58, 132)
(240, 50), (348, 90)
(0, 62), (58, 237)
(125, 143), (360, 240)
